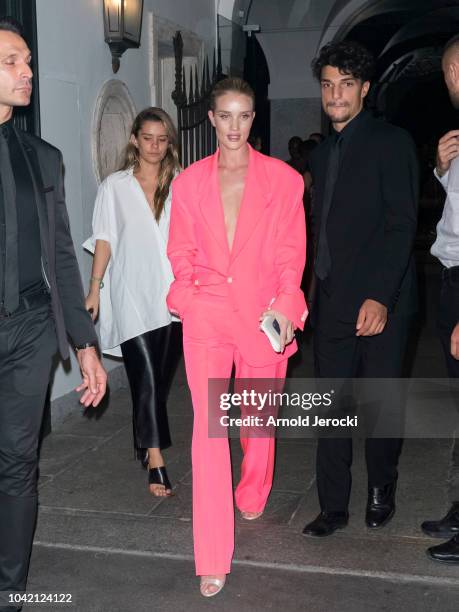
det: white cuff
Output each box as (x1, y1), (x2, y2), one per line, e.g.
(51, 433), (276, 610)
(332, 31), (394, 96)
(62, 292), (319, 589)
(434, 167), (449, 191)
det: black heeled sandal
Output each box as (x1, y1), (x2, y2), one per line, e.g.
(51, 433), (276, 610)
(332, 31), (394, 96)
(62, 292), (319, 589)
(148, 466), (173, 496)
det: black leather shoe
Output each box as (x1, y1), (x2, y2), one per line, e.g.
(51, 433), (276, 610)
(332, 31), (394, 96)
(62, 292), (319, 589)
(365, 480), (397, 529)
(427, 534), (459, 564)
(421, 502), (459, 538)
(302, 512), (348, 537)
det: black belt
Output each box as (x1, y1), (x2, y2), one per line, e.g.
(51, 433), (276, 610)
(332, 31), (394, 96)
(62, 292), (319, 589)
(0, 289), (50, 319)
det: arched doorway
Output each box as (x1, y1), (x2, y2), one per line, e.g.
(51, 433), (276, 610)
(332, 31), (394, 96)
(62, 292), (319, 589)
(244, 34), (271, 153)
(326, 2), (459, 241)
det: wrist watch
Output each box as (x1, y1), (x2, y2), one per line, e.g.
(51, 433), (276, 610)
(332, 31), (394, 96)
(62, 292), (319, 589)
(74, 341), (98, 352)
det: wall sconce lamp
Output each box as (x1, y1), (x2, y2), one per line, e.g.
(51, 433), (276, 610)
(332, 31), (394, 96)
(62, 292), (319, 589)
(103, 0), (144, 73)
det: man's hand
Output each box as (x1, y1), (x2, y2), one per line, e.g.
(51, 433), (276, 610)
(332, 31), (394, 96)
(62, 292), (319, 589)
(436, 130), (459, 177)
(356, 299), (387, 337)
(451, 323), (459, 360)
(260, 309), (294, 352)
(75, 347), (107, 407)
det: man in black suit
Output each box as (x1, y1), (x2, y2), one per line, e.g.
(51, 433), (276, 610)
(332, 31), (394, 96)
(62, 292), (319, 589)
(302, 40), (418, 537)
(0, 18), (106, 610)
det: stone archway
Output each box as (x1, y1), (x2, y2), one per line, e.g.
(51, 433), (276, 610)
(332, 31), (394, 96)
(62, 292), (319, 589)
(316, 1), (459, 131)
(326, 0), (459, 248)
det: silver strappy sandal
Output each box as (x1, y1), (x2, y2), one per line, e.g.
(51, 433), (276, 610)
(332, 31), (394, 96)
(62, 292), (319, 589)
(200, 575), (226, 597)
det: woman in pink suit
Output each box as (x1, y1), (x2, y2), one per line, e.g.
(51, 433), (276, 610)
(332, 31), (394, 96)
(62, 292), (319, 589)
(167, 78), (307, 597)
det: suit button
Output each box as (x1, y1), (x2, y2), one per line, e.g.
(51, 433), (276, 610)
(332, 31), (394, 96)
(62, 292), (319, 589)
(227, 277), (232, 283)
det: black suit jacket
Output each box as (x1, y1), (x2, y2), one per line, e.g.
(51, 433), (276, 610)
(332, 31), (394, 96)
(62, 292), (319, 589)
(10, 127), (97, 359)
(310, 111), (419, 324)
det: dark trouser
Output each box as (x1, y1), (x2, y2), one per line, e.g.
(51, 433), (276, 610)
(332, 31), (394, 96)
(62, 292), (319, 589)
(437, 268), (459, 503)
(313, 296), (410, 513)
(120, 323), (180, 450)
(0, 303), (56, 608)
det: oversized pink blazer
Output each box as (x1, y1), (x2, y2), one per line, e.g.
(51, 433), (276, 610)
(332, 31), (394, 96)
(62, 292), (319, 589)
(167, 144), (308, 367)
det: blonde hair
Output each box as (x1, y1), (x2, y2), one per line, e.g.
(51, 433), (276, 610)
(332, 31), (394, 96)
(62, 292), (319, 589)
(121, 107), (181, 221)
(209, 77), (255, 111)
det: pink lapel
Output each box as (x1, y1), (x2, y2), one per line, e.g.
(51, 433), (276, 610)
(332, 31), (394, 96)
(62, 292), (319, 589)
(198, 144), (271, 262)
(199, 149), (230, 258)
(230, 144), (271, 263)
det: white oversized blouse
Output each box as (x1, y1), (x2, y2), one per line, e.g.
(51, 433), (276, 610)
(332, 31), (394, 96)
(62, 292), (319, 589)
(83, 168), (176, 357)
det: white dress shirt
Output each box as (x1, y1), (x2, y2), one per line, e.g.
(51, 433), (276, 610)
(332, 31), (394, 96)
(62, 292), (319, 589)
(83, 168), (177, 357)
(431, 157), (459, 268)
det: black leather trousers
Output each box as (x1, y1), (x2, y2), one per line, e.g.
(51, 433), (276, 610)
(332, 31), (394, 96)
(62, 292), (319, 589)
(120, 323), (180, 450)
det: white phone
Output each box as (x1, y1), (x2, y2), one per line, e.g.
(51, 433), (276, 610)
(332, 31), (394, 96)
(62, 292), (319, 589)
(260, 315), (282, 352)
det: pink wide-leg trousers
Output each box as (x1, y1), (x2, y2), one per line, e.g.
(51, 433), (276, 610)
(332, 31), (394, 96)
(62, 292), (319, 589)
(182, 296), (287, 576)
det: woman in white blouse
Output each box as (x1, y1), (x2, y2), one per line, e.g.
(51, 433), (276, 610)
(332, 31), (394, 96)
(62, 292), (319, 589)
(84, 107), (181, 496)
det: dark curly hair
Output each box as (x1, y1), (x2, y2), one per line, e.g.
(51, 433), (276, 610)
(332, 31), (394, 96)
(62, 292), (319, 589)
(311, 40), (375, 83)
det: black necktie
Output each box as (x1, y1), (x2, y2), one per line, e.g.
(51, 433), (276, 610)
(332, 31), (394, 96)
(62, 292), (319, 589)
(0, 126), (18, 313)
(314, 134), (342, 281)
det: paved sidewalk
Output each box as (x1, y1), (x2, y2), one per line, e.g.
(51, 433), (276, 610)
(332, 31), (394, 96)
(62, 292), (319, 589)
(25, 262), (459, 611)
